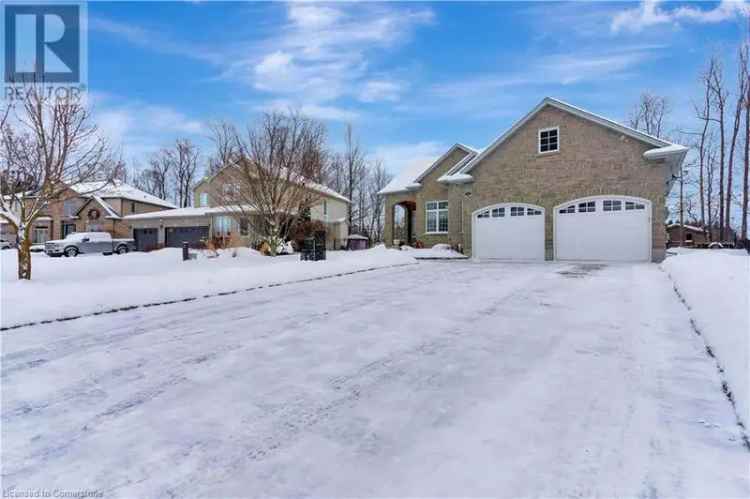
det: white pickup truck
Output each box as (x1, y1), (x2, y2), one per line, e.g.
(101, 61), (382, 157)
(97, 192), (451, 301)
(45, 232), (135, 257)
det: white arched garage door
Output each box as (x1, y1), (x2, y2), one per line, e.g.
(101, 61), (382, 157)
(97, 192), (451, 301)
(554, 195), (652, 262)
(472, 203), (545, 260)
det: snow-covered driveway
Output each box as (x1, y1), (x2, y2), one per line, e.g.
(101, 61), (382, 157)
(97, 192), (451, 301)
(2, 261), (748, 497)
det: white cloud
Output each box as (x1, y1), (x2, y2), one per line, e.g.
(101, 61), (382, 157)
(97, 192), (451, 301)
(90, 17), (221, 64)
(540, 50), (655, 85)
(430, 76), (531, 99)
(256, 99), (359, 123)
(373, 141), (448, 176)
(92, 94), (206, 161)
(242, 3), (433, 103)
(287, 4), (343, 30)
(427, 45), (662, 106)
(359, 80), (404, 103)
(611, 0), (748, 34)
(93, 4), (434, 126)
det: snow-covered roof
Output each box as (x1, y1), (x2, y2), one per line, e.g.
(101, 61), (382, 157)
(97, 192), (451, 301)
(643, 144), (689, 160)
(71, 181), (177, 209)
(194, 168), (350, 204)
(379, 98), (687, 195)
(91, 196), (121, 220)
(413, 144), (477, 183)
(123, 205), (260, 221)
(438, 173), (474, 185)
(378, 159), (434, 195)
(346, 234), (368, 240)
(309, 181), (350, 204)
(378, 144), (478, 195)
(456, 97), (681, 176)
(667, 223), (704, 232)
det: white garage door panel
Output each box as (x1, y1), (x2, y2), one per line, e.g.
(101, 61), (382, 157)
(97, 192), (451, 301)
(473, 204), (545, 260)
(555, 197), (651, 262)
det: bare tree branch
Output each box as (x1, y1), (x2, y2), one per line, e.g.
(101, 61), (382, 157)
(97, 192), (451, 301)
(0, 82), (115, 279)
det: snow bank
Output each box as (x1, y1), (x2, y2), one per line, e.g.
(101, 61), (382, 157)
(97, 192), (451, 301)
(0, 247), (416, 328)
(662, 249), (749, 425)
(401, 244), (468, 260)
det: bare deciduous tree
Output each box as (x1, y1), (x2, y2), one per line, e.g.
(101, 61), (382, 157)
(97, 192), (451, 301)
(170, 139), (199, 208)
(744, 48), (750, 242)
(210, 111), (328, 255)
(342, 125), (366, 234)
(695, 75), (713, 231)
(724, 46), (747, 240)
(0, 86), (115, 280)
(207, 121), (238, 177)
(149, 150), (173, 201)
(364, 160), (392, 242)
(706, 57), (728, 240)
(628, 92), (670, 137)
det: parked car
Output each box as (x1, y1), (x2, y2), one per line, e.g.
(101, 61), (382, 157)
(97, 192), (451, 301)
(45, 232), (135, 257)
(0, 240), (14, 250)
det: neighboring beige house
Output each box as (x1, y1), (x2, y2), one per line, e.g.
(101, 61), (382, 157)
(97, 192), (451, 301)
(125, 165), (350, 251)
(380, 97), (688, 262)
(0, 181), (176, 245)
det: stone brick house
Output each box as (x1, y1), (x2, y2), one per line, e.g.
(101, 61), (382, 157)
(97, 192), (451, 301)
(380, 98), (688, 262)
(125, 165), (349, 251)
(0, 181), (176, 245)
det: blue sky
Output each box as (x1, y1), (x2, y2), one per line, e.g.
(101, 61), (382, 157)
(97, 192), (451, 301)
(87, 1), (748, 176)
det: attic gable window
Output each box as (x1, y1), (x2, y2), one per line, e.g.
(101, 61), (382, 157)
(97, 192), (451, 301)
(539, 127), (559, 154)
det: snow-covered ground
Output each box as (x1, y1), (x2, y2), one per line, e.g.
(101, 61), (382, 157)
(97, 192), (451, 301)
(2, 261), (747, 497)
(662, 248), (750, 426)
(400, 243), (468, 259)
(0, 247), (415, 328)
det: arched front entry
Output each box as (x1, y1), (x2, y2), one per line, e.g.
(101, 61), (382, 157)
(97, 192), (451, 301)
(554, 195), (652, 262)
(472, 203), (545, 260)
(392, 201), (416, 246)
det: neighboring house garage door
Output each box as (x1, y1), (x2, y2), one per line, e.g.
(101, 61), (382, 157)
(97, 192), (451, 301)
(134, 228), (158, 252)
(473, 203), (545, 260)
(165, 226), (209, 248)
(554, 196), (651, 262)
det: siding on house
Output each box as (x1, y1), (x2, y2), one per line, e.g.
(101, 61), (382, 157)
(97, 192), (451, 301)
(193, 166), (351, 247)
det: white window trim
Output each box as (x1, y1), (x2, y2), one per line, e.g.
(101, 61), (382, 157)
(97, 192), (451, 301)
(538, 126), (560, 155)
(425, 200), (449, 234)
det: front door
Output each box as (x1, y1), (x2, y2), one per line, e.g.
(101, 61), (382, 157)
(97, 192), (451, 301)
(62, 223), (76, 238)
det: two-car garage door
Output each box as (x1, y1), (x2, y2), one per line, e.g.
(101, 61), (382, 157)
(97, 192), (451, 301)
(472, 196), (651, 262)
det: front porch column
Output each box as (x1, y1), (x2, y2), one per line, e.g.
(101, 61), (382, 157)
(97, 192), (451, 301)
(405, 206), (412, 245)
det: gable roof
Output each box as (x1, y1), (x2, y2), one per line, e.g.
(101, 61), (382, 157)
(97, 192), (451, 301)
(378, 143), (478, 195)
(71, 181), (177, 209)
(456, 97), (679, 175)
(75, 196), (121, 220)
(413, 144), (476, 182)
(667, 223), (704, 232)
(194, 166), (350, 204)
(378, 97), (689, 196)
(123, 205), (261, 221)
